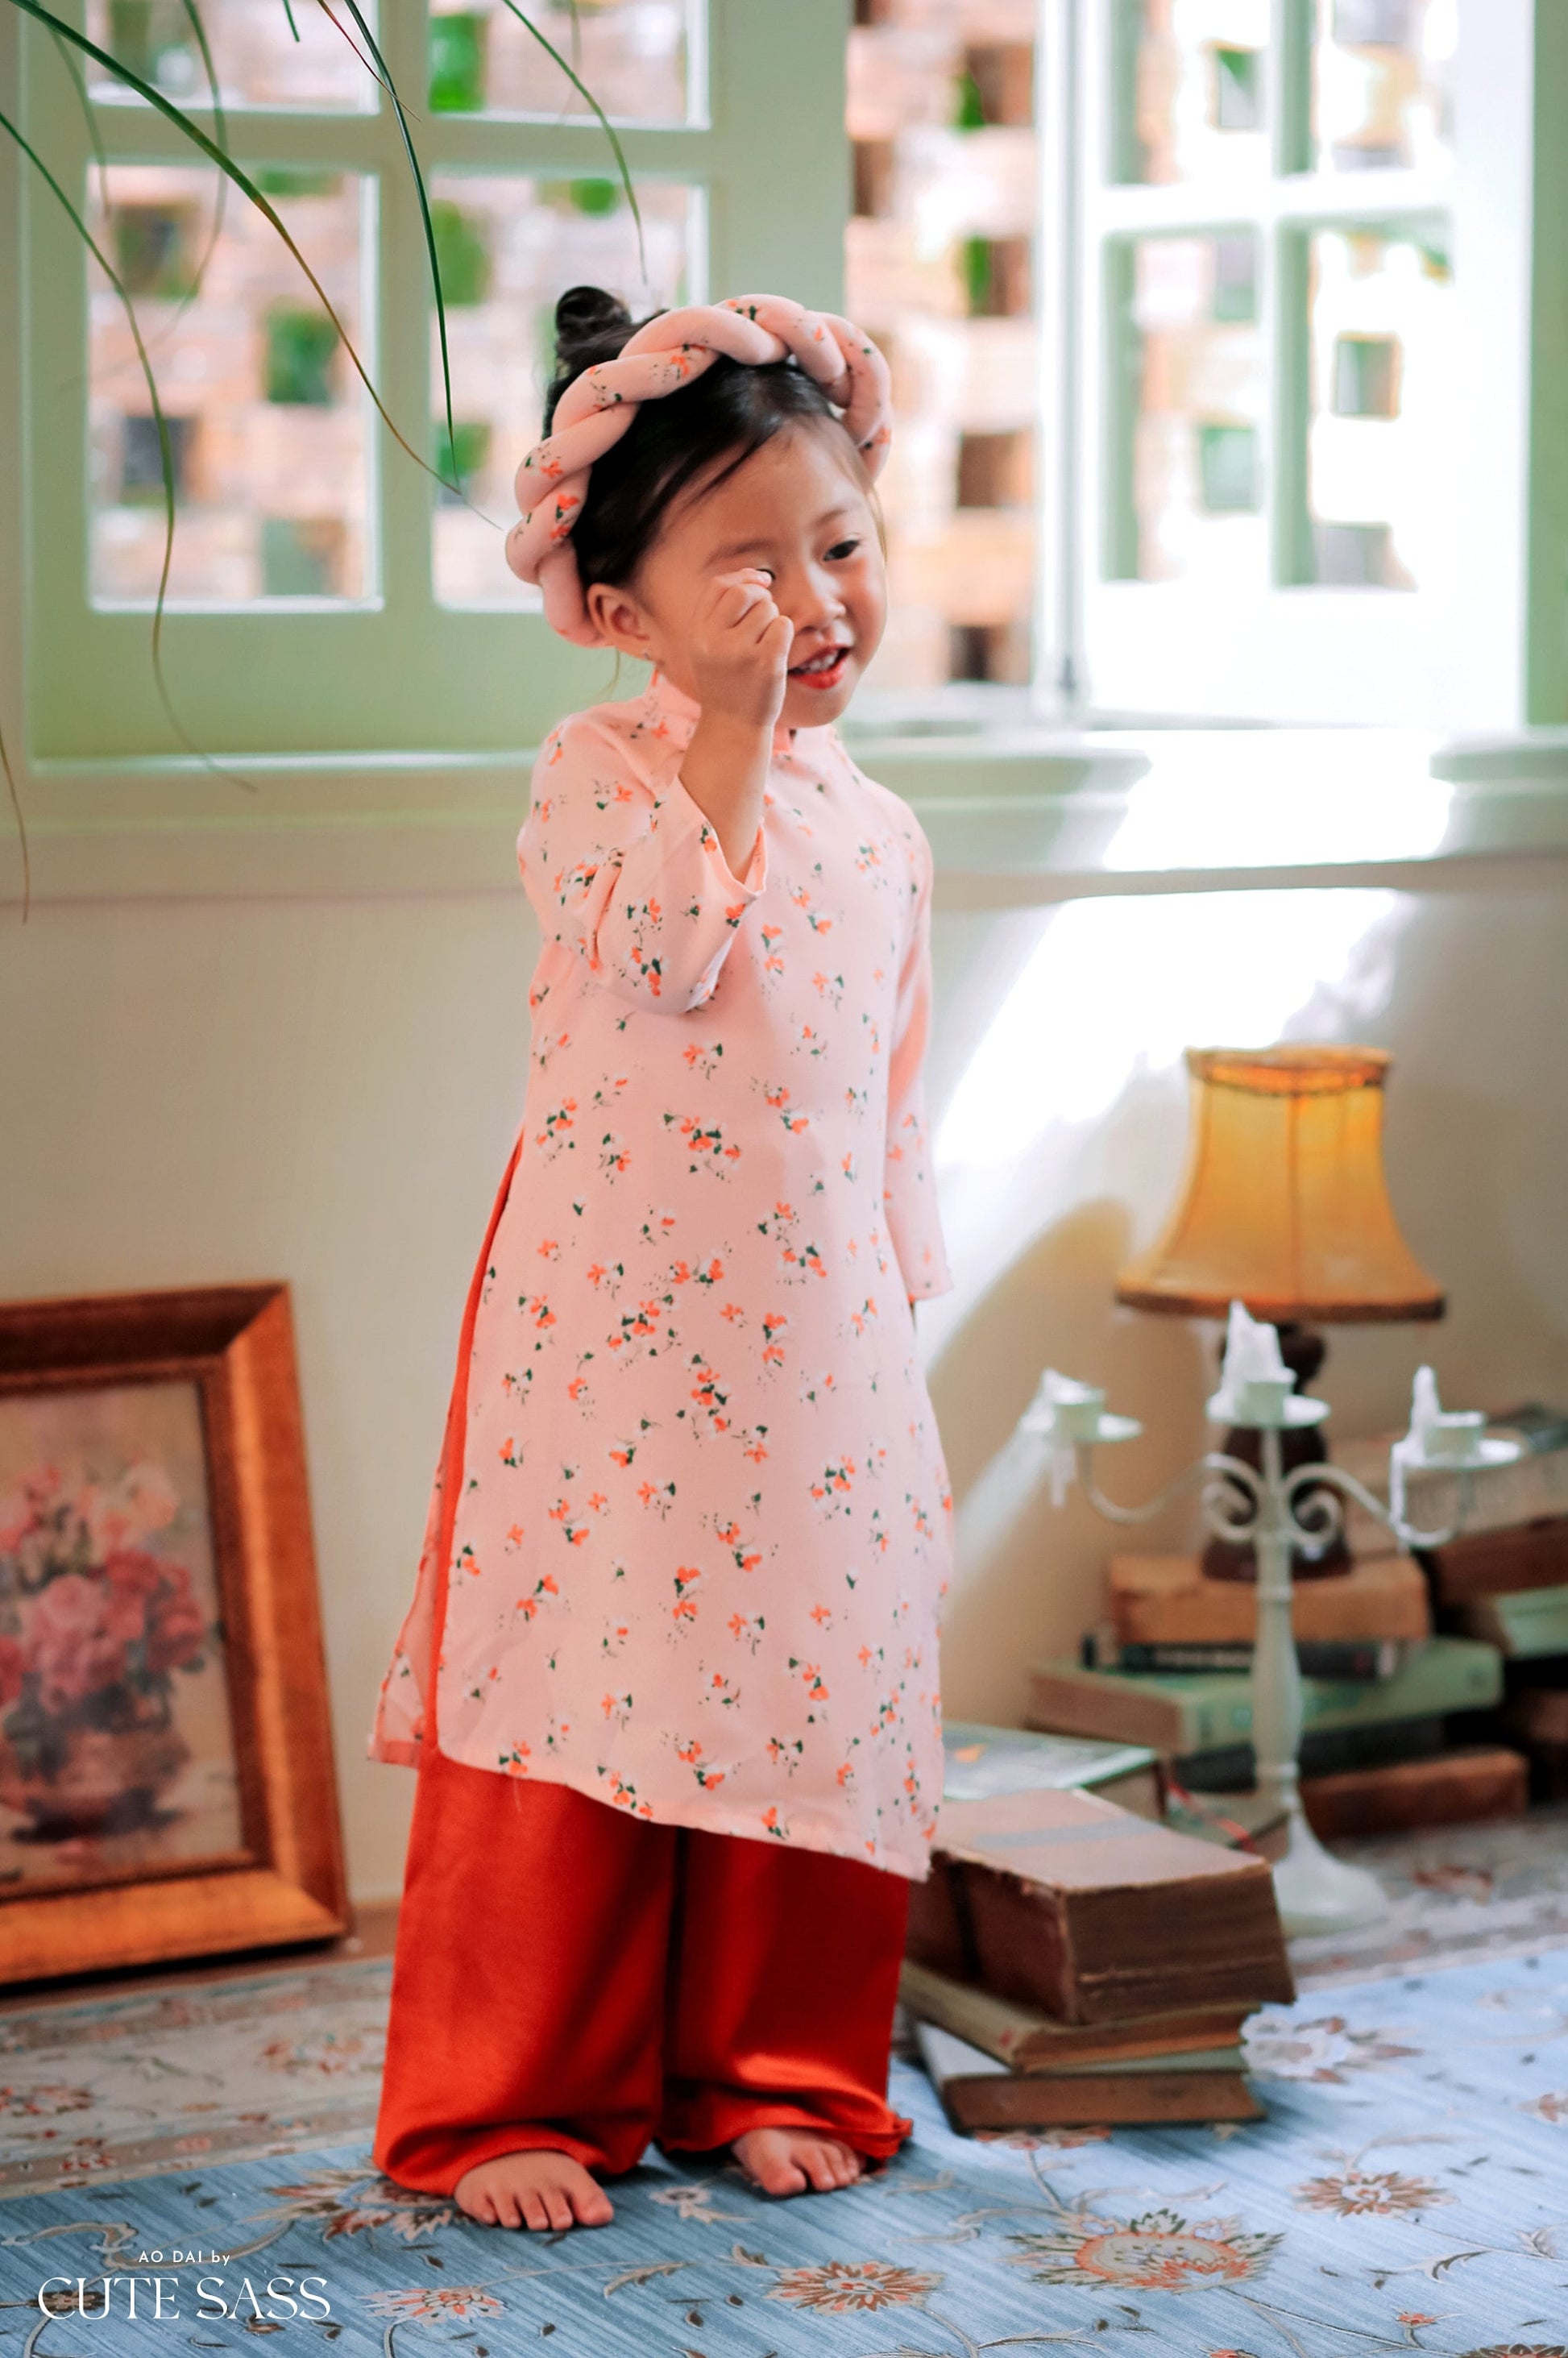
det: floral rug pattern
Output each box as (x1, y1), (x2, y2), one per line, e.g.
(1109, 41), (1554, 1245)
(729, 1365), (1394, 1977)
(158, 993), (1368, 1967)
(1286, 1804), (1568, 1988)
(0, 1959), (392, 2194)
(3, 1951), (1568, 2355)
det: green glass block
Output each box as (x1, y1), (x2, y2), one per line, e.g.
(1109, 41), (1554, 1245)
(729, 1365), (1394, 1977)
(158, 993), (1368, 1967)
(107, 0), (196, 93)
(1312, 519), (1398, 586)
(570, 178), (620, 217)
(113, 204), (196, 299)
(433, 420), (493, 504)
(1333, 334), (1400, 418)
(264, 306), (341, 406)
(1213, 44), (1263, 131)
(431, 201), (494, 306)
(1198, 422), (1259, 513)
(120, 413), (193, 505)
(952, 68), (986, 130)
(253, 168), (345, 200)
(429, 13), (488, 112)
(1213, 235), (1259, 324)
(261, 518), (342, 596)
(963, 235), (993, 314)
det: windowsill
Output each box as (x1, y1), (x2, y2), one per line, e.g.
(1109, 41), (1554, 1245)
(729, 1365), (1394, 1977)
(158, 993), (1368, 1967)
(8, 724), (1568, 904)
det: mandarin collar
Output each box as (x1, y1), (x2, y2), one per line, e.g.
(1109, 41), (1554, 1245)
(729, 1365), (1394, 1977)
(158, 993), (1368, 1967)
(646, 670), (800, 762)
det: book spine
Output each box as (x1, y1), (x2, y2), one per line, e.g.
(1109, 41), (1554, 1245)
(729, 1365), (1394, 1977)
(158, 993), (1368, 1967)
(1111, 1639), (1401, 1681)
(941, 2073), (1263, 2132)
(1459, 1584), (1568, 1657)
(1031, 1638), (1502, 1755)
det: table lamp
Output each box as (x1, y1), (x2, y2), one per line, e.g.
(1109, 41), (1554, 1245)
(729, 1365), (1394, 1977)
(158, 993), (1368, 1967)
(1115, 1046), (1445, 1580)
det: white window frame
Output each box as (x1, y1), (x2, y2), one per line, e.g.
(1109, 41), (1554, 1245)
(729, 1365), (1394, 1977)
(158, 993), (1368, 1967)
(1036, 0), (1553, 731)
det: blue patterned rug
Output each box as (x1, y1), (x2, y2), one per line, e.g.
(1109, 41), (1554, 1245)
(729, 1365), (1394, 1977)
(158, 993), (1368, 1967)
(5, 1951), (1568, 2357)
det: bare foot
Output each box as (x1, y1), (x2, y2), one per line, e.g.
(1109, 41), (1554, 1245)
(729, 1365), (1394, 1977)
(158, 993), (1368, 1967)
(733, 2126), (865, 2197)
(454, 2150), (614, 2231)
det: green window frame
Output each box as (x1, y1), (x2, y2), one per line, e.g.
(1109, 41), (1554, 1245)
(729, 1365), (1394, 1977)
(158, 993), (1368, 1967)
(13, 0), (850, 766)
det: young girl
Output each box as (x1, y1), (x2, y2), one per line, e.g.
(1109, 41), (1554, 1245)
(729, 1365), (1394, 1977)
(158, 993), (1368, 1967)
(370, 287), (955, 2235)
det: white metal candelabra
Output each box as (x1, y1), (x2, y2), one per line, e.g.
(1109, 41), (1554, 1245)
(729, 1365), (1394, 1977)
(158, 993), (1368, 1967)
(1024, 1305), (1521, 1938)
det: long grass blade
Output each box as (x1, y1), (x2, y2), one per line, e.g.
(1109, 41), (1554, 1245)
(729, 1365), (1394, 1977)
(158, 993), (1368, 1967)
(281, 0), (301, 38)
(494, 0), (645, 280)
(48, 10), (224, 393)
(12, 0), (443, 490)
(309, 0), (398, 106)
(326, 0), (459, 495)
(48, 25), (108, 213)
(175, 0), (231, 306)
(0, 98), (238, 783)
(0, 708), (31, 922)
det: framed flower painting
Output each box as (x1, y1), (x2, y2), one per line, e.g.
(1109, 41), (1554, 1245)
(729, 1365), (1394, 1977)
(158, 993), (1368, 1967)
(0, 1285), (347, 1983)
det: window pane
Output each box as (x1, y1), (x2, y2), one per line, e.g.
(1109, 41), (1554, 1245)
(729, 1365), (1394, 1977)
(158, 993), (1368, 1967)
(1119, 0), (1271, 185)
(430, 178), (699, 607)
(427, 0), (701, 126)
(88, 168), (371, 604)
(1112, 233), (1266, 583)
(86, 0), (379, 111)
(1302, 223), (1451, 588)
(845, 3), (1038, 690)
(1311, 0), (1454, 174)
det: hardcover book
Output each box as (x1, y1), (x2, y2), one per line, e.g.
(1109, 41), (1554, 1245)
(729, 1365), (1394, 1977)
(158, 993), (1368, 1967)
(906, 1785), (1293, 2023)
(900, 1956), (1252, 2070)
(941, 1721), (1160, 1817)
(1457, 1580), (1568, 1656)
(915, 2022), (1263, 2132)
(1026, 1635), (1503, 1757)
(1108, 1551), (1429, 1646)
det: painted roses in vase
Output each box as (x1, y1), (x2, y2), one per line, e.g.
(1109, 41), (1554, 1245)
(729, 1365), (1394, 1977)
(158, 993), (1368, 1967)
(0, 1460), (213, 1838)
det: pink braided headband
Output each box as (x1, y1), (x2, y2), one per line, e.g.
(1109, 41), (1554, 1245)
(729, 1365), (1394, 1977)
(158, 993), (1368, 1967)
(504, 293), (893, 648)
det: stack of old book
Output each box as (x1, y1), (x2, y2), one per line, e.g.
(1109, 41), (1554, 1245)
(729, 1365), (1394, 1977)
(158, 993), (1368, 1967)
(1046, 1541), (1520, 1837)
(903, 1724), (1293, 2134)
(1341, 1402), (1568, 1798)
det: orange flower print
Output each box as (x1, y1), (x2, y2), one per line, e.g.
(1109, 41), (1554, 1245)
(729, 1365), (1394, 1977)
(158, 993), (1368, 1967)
(1008, 2205), (1280, 2290)
(767, 2262), (939, 2314)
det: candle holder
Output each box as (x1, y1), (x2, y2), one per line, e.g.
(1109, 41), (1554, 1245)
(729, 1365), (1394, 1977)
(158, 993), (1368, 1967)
(1023, 1306), (1520, 1937)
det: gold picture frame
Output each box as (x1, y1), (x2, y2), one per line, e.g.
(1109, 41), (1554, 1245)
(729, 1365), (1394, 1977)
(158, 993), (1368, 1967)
(0, 1284), (347, 1983)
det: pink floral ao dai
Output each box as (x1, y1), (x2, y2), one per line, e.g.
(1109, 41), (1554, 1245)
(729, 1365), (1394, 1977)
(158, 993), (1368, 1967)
(372, 674), (954, 1878)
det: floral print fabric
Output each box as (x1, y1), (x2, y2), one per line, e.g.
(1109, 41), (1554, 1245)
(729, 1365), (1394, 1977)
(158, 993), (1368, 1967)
(371, 672), (954, 1878)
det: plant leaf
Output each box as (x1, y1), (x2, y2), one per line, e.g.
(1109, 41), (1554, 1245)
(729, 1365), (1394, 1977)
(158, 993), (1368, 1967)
(309, 0), (397, 106)
(173, 0), (232, 309)
(326, 0), (460, 496)
(494, 0), (645, 281)
(12, 0), (441, 492)
(0, 93), (222, 778)
(0, 707), (29, 921)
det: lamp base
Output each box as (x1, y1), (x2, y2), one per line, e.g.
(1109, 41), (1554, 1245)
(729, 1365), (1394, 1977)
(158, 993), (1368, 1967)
(1271, 1812), (1386, 1937)
(1203, 1323), (1352, 1584)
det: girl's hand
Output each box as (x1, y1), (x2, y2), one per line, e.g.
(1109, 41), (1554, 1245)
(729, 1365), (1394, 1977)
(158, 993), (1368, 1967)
(688, 570), (794, 733)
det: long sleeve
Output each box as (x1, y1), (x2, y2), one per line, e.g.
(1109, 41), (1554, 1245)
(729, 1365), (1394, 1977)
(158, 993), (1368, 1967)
(518, 714), (767, 1015)
(884, 827), (954, 1303)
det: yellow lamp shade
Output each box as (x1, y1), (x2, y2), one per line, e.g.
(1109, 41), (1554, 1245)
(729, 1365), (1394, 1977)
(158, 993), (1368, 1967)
(1117, 1046), (1445, 1324)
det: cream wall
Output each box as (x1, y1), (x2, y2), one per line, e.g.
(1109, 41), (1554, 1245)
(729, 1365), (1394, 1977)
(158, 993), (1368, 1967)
(3, 869), (1566, 1899)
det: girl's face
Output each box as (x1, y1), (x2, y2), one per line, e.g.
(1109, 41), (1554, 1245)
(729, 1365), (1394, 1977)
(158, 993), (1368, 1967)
(586, 422), (887, 729)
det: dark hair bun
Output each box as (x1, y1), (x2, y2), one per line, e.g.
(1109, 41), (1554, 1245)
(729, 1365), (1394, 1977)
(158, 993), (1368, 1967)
(544, 287), (648, 434)
(554, 285), (636, 370)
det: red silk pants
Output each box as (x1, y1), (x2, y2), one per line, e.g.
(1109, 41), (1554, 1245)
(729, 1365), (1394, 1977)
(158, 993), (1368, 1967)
(374, 1747), (914, 2192)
